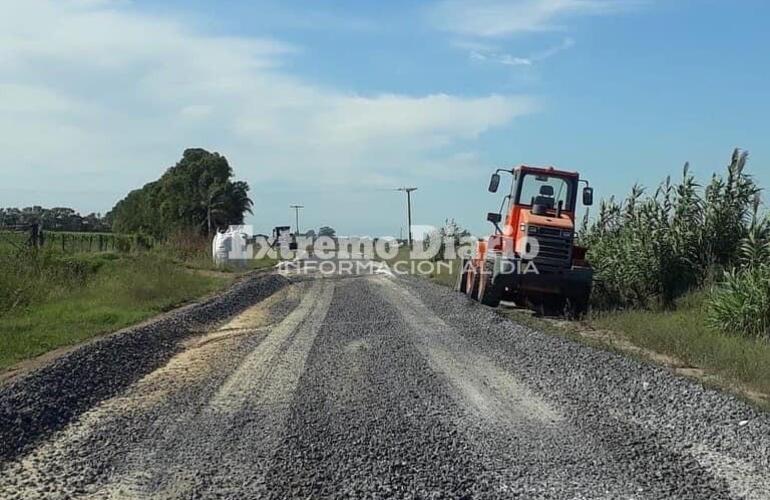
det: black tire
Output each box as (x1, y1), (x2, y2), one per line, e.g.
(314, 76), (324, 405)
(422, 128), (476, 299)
(455, 259), (468, 293)
(566, 289), (590, 319)
(533, 295), (565, 317)
(478, 261), (502, 307)
(467, 267), (480, 300)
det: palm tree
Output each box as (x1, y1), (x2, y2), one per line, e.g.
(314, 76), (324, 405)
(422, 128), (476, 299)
(222, 181), (254, 226)
(200, 181), (253, 235)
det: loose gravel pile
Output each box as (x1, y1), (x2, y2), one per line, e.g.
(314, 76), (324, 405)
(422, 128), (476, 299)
(0, 272), (288, 462)
(1, 269), (768, 499)
(398, 275), (770, 499)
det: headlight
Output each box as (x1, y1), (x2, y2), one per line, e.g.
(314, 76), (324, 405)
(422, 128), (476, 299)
(562, 230), (572, 238)
(527, 225), (539, 234)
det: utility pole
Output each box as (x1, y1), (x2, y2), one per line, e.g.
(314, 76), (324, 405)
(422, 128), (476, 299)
(396, 187), (417, 248)
(289, 204), (304, 235)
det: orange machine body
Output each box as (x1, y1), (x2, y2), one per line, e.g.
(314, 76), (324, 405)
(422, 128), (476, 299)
(461, 164), (593, 316)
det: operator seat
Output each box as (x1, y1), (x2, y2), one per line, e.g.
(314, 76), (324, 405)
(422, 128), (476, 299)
(532, 185), (555, 209)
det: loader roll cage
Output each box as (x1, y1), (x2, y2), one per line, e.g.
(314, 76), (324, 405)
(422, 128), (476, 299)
(513, 172), (578, 213)
(489, 165), (591, 221)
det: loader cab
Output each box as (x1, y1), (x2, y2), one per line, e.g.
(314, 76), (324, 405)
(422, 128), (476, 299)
(488, 166), (591, 240)
(486, 166), (593, 261)
(513, 168), (578, 215)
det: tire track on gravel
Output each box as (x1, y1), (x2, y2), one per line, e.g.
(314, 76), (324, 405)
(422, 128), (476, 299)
(88, 279), (335, 499)
(376, 276), (561, 427)
(0, 273), (288, 463)
(0, 280), (328, 499)
(260, 276), (493, 498)
(396, 275), (760, 499)
(374, 275), (736, 499)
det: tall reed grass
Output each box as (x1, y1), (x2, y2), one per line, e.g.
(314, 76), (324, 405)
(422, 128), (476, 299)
(581, 149), (758, 307)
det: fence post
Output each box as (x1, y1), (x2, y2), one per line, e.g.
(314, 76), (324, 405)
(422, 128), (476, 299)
(29, 224), (40, 249)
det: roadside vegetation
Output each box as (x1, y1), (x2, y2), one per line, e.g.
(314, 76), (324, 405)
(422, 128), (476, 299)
(0, 248), (230, 370)
(574, 150), (770, 396)
(0, 228), (282, 371)
(1, 230), (154, 254)
(592, 293), (770, 397)
(580, 149), (768, 324)
(0, 148), (266, 372)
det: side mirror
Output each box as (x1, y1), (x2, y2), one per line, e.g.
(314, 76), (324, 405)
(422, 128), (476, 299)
(487, 212), (502, 224)
(488, 173), (500, 193)
(582, 187), (594, 206)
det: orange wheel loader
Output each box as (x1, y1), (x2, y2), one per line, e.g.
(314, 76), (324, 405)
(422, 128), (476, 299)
(455, 165), (594, 318)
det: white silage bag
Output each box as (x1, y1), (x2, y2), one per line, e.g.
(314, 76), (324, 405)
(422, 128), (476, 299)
(212, 231), (231, 267)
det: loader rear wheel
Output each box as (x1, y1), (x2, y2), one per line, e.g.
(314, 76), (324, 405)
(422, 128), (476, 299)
(478, 261), (501, 307)
(537, 296), (565, 317)
(566, 289), (590, 319)
(466, 266), (480, 300)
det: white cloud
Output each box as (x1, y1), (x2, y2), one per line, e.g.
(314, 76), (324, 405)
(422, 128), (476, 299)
(532, 36), (576, 59)
(430, 0), (641, 37)
(469, 37), (575, 67)
(0, 0), (537, 211)
(472, 51), (533, 66)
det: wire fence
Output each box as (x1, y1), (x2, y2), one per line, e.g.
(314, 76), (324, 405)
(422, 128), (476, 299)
(0, 227), (155, 254)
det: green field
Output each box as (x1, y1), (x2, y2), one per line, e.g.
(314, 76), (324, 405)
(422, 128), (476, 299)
(0, 225), (286, 372)
(0, 251), (231, 370)
(0, 230), (153, 254)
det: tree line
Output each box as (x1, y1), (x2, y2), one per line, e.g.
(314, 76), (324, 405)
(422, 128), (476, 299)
(0, 206), (110, 232)
(108, 148), (253, 239)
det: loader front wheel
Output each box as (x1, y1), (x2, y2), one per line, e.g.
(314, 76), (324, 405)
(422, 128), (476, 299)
(478, 261), (502, 307)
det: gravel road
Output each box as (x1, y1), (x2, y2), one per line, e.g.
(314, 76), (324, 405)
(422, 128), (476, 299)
(1, 266), (768, 499)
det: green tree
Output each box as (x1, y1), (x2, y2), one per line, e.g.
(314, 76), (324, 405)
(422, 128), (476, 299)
(318, 226), (336, 238)
(109, 149), (253, 238)
(0, 206), (109, 232)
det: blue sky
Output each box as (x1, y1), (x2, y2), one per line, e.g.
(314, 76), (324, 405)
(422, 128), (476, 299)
(1, 0), (768, 236)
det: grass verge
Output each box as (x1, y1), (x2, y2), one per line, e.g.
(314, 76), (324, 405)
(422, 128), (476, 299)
(592, 294), (770, 400)
(0, 253), (231, 371)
